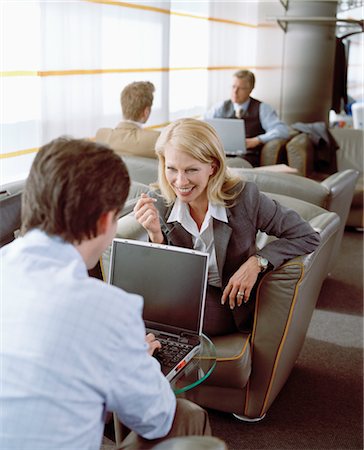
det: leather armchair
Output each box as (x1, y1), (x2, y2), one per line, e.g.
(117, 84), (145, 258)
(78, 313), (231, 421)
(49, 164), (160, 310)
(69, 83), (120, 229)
(102, 184), (340, 421)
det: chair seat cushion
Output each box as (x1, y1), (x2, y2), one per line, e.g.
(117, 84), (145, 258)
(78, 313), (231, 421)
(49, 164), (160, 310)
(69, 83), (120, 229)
(205, 333), (251, 389)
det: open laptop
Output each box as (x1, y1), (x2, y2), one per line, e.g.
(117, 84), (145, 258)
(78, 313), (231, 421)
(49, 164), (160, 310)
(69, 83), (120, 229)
(108, 238), (209, 381)
(204, 118), (247, 156)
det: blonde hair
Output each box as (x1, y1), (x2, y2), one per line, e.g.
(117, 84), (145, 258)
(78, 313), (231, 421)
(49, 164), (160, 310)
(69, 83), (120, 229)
(154, 118), (243, 205)
(120, 81), (155, 121)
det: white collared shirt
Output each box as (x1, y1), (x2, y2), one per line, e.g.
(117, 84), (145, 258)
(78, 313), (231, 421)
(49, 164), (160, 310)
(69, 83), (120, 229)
(233, 100), (250, 116)
(168, 199), (228, 287)
(1, 229), (175, 449)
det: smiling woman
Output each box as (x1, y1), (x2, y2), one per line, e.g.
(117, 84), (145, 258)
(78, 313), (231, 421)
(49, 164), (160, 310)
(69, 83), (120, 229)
(133, 118), (321, 337)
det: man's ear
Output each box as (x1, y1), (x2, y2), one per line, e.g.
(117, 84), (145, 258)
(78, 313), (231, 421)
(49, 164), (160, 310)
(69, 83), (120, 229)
(141, 106), (151, 123)
(96, 211), (114, 235)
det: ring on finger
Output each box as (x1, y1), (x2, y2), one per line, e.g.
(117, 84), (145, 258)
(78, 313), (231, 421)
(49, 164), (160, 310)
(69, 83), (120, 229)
(237, 291), (244, 297)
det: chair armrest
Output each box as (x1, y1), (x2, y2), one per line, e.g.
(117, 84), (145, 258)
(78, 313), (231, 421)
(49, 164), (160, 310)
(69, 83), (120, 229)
(244, 211), (340, 418)
(231, 168), (329, 208)
(122, 155), (158, 185)
(120, 182), (150, 217)
(286, 133), (315, 176)
(226, 157), (253, 168)
(260, 138), (288, 166)
(321, 169), (359, 207)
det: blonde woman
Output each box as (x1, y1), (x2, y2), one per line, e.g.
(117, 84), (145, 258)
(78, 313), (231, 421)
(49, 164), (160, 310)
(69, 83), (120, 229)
(134, 118), (320, 336)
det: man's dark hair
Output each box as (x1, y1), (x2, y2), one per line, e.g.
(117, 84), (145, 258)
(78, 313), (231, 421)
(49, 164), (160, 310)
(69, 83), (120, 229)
(21, 137), (130, 243)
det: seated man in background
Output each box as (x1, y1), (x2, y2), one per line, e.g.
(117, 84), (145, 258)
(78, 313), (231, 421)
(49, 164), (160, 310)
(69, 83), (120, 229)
(204, 69), (289, 166)
(96, 81), (160, 158)
(0, 137), (211, 450)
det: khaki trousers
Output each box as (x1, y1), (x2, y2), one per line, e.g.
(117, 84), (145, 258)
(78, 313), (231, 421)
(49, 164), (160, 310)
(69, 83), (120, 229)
(119, 399), (211, 450)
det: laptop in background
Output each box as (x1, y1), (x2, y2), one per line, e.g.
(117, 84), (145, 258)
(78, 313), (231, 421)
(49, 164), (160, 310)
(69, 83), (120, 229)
(204, 118), (247, 156)
(108, 238), (209, 381)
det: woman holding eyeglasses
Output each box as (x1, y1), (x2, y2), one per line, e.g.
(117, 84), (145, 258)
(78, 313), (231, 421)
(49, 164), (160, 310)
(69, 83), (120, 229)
(134, 118), (320, 336)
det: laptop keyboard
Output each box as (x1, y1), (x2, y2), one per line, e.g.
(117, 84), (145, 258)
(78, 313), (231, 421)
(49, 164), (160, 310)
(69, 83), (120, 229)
(154, 337), (194, 368)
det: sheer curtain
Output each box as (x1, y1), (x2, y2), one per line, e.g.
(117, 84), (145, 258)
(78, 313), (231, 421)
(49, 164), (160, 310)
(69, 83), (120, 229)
(1, 0), (171, 184)
(1, 0), (268, 184)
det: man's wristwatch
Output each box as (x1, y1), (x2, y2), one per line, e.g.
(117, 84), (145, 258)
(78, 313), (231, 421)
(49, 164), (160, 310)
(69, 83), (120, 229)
(256, 255), (269, 272)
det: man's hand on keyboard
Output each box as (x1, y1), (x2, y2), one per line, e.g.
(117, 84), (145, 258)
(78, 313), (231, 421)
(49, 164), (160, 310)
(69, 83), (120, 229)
(145, 333), (162, 356)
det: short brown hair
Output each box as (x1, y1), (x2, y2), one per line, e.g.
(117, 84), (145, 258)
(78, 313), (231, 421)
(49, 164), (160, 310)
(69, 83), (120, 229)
(121, 81), (155, 121)
(21, 137), (130, 243)
(233, 70), (255, 90)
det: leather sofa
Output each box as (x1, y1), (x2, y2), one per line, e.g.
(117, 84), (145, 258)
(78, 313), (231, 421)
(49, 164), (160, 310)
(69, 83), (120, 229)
(102, 182), (340, 421)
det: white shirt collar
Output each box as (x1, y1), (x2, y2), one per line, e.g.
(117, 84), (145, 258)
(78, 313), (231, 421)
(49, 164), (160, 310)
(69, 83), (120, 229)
(167, 198), (227, 227)
(233, 99), (251, 112)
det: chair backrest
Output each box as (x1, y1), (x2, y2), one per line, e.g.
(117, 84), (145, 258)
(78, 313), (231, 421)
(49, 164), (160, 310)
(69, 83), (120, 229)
(120, 181), (150, 217)
(122, 155), (159, 185)
(121, 154), (253, 186)
(330, 128), (363, 173)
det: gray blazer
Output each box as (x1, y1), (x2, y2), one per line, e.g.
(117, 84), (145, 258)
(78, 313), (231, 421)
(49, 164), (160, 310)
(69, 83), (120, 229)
(150, 182), (320, 289)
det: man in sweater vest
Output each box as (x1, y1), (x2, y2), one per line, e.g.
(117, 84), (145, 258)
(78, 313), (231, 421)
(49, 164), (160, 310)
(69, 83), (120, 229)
(204, 70), (289, 166)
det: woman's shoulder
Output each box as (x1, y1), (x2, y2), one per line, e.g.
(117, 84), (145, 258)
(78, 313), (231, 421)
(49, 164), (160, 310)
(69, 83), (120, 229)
(226, 179), (260, 206)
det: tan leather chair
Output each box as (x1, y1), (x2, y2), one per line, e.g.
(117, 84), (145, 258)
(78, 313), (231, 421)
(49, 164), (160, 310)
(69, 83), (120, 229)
(102, 184), (340, 421)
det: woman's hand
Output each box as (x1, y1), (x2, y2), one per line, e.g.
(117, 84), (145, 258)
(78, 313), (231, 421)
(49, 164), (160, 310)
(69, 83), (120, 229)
(133, 193), (164, 243)
(221, 256), (261, 309)
(145, 333), (162, 356)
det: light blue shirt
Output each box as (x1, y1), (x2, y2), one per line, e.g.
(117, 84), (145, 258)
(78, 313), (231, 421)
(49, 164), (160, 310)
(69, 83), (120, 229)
(205, 99), (289, 143)
(168, 199), (228, 287)
(0, 230), (175, 449)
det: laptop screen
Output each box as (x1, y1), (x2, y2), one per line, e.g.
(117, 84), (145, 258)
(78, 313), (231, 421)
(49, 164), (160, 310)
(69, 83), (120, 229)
(108, 239), (209, 335)
(204, 118), (246, 154)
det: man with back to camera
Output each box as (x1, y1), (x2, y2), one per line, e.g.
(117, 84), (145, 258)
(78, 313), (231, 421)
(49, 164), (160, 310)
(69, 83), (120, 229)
(96, 81), (160, 158)
(0, 137), (211, 449)
(204, 69), (290, 166)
